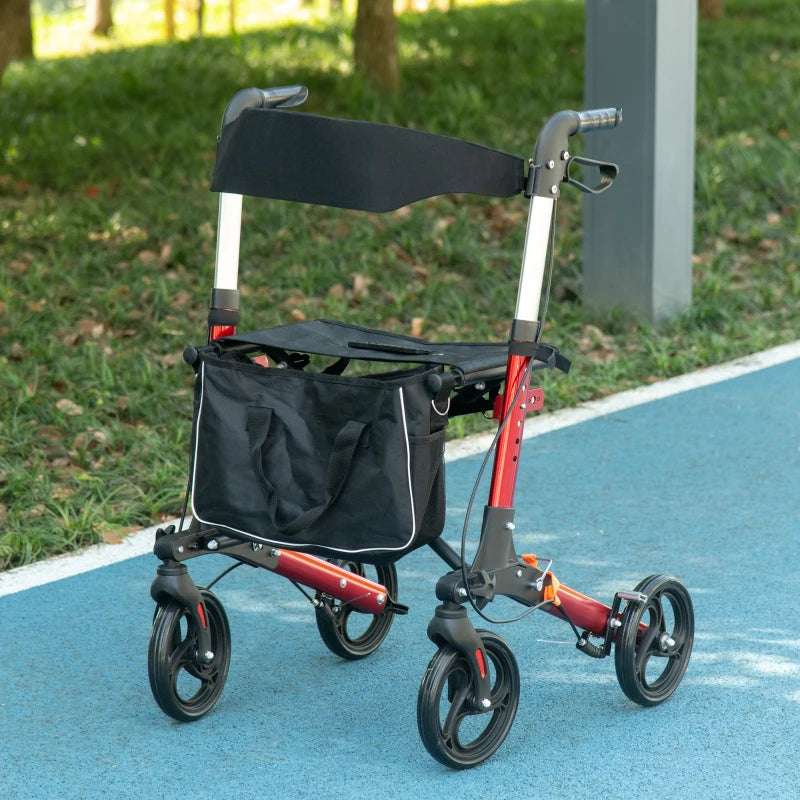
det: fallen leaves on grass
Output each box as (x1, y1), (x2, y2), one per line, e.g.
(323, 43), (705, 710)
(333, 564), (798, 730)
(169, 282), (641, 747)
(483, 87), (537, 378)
(99, 525), (140, 544)
(434, 215), (456, 235)
(56, 398), (84, 416)
(412, 265), (430, 281)
(351, 273), (373, 300)
(486, 203), (525, 233)
(10, 259), (30, 274)
(36, 424), (66, 441)
(88, 225), (147, 244)
(9, 342), (28, 360)
(158, 352), (182, 367)
(387, 242), (414, 264)
(578, 324), (619, 364)
(327, 283), (345, 298)
(73, 429), (108, 450)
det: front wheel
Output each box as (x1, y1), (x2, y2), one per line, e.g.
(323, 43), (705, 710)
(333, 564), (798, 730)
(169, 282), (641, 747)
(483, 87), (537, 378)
(148, 588), (231, 721)
(417, 630), (520, 769)
(614, 574), (694, 706)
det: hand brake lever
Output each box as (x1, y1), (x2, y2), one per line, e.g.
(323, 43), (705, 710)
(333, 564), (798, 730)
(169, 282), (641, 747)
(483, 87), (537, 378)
(564, 156), (619, 194)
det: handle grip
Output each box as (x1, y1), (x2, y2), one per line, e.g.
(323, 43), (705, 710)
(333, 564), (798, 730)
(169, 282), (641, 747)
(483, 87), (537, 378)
(574, 107), (622, 134)
(528, 108), (622, 198)
(221, 85), (309, 127)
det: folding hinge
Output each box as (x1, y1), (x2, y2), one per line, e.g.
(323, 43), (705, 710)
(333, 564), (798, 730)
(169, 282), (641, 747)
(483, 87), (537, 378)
(493, 387), (544, 419)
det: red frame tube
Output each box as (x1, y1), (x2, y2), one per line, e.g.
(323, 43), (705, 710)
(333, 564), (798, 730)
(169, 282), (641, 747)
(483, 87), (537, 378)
(209, 324), (236, 341)
(270, 549), (390, 615)
(488, 352), (531, 507)
(542, 585), (611, 637)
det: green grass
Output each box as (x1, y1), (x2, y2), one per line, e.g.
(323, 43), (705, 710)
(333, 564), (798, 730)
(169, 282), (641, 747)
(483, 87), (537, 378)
(1, 0), (799, 569)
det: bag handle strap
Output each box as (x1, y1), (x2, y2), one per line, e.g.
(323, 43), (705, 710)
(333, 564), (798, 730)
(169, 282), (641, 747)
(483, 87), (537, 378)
(247, 405), (368, 535)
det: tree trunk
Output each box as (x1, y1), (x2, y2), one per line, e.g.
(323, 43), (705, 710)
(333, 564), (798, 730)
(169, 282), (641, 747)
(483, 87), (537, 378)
(699, 0), (723, 19)
(354, 0), (399, 92)
(0, 0), (33, 82)
(87, 0), (114, 35)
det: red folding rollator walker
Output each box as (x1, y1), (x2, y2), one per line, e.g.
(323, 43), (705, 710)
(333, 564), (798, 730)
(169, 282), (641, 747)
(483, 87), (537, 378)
(148, 85), (694, 768)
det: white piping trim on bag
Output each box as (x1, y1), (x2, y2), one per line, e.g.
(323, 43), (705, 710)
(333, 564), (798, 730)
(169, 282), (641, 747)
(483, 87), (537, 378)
(398, 385), (417, 538)
(190, 365), (417, 557)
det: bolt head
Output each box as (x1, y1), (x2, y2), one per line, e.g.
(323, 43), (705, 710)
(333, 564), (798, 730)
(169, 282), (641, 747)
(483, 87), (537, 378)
(207, 538), (218, 551)
(481, 698), (491, 709)
(550, 184), (559, 195)
(202, 650), (214, 662)
(339, 578), (348, 589)
(546, 159), (555, 169)
(376, 593), (385, 605)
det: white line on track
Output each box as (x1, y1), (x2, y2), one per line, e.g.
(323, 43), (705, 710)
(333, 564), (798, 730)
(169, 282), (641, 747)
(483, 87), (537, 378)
(2, 340), (798, 598)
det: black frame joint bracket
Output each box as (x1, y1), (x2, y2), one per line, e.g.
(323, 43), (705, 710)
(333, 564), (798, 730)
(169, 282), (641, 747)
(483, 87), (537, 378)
(210, 287), (240, 311)
(208, 288), (241, 328)
(529, 110), (582, 198)
(149, 559), (213, 657)
(427, 603), (492, 709)
(435, 568), (497, 604)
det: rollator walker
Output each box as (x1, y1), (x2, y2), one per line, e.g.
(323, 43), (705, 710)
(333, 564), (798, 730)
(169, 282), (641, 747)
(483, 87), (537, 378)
(148, 85), (694, 769)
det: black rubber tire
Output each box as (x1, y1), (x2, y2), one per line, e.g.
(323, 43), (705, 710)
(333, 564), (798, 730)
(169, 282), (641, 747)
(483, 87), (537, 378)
(148, 588), (231, 721)
(614, 574), (694, 706)
(417, 629), (520, 769)
(314, 560), (398, 660)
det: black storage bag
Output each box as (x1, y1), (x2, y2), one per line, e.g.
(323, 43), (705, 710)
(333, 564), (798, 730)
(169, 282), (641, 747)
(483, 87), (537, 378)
(189, 349), (447, 563)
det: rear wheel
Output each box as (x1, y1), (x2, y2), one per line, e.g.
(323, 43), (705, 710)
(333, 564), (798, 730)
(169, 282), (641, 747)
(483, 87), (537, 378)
(148, 588), (231, 721)
(614, 574), (694, 706)
(314, 560), (398, 660)
(417, 630), (520, 769)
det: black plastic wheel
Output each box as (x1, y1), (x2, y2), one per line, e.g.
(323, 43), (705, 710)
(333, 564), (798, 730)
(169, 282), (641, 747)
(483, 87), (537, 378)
(417, 629), (520, 769)
(314, 560), (398, 660)
(614, 574), (694, 706)
(148, 588), (231, 721)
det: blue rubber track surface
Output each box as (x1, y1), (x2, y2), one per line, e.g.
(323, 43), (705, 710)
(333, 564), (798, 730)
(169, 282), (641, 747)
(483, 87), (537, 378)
(2, 356), (798, 799)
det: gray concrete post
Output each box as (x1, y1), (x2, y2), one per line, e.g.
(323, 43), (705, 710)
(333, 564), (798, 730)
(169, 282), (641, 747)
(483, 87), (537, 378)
(583, 0), (697, 323)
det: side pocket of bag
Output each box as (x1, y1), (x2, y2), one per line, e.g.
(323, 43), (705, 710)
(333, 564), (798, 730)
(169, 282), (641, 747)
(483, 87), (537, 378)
(407, 427), (447, 543)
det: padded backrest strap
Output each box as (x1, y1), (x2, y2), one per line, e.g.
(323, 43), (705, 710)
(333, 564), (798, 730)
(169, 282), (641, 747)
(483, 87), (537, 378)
(211, 108), (525, 212)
